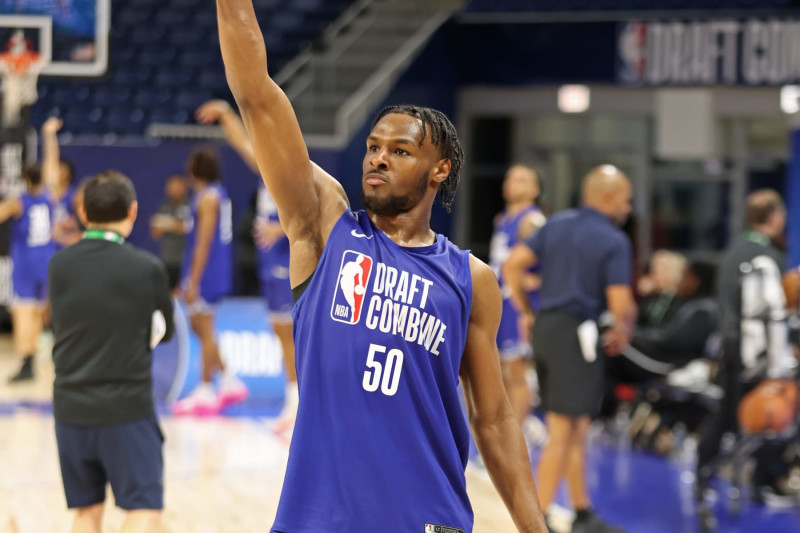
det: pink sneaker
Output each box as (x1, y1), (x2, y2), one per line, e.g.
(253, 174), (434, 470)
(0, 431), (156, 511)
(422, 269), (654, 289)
(171, 385), (220, 416)
(218, 375), (249, 408)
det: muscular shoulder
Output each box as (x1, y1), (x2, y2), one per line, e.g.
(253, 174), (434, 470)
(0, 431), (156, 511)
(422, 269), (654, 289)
(469, 255), (502, 321)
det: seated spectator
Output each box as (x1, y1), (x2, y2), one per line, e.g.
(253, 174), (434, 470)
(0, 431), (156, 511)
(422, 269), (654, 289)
(636, 250), (686, 329)
(609, 260), (719, 384)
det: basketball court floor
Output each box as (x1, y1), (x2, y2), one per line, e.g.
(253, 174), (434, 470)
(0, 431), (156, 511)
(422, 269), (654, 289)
(1, 336), (799, 533)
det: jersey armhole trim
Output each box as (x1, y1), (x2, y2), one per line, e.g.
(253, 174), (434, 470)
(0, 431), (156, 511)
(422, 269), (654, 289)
(291, 272), (314, 303)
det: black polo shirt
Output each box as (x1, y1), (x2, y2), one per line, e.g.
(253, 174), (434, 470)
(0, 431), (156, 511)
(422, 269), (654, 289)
(525, 207), (632, 321)
(49, 232), (175, 426)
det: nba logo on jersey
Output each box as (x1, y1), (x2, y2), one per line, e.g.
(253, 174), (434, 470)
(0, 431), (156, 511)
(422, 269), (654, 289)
(331, 250), (373, 325)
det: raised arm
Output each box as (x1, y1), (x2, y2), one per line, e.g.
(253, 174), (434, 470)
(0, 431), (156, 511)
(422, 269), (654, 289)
(461, 256), (547, 533)
(196, 100), (258, 173)
(217, 0), (347, 286)
(0, 197), (22, 224)
(42, 117), (63, 193)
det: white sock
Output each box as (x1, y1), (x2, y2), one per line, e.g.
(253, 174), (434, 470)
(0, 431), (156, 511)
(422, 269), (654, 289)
(284, 382), (299, 409)
(197, 381), (215, 396)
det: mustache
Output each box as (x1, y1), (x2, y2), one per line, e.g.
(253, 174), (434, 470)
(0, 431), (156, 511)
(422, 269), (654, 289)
(364, 170), (389, 180)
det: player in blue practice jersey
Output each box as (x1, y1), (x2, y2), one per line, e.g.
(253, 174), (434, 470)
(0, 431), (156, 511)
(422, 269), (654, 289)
(172, 148), (248, 416)
(196, 100), (298, 431)
(488, 164), (546, 427)
(3, 164), (56, 382)
(41, 117), (81, 247)
(218, 2), (548, 532)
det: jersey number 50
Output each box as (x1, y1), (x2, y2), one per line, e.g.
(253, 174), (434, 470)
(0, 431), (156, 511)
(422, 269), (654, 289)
(363, 343), (404, 397)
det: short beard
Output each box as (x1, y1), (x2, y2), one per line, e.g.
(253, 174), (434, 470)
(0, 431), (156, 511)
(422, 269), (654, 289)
(361, 170), (430, 216)
(361, 190), (412, 216)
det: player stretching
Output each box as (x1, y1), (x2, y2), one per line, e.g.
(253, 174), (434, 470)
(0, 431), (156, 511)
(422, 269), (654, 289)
(218, 1), (548, 531)
(171, 148), (247, 415)
(196, 100), (298, 430)
(3, 164), (55, 382)
(488, 164), (546, 433)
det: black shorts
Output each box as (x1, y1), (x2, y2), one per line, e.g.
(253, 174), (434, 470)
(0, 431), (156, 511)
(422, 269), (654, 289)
(532, 310), (604, 418)
(55, 416), (164, 510)
(166, 265), (181, 291)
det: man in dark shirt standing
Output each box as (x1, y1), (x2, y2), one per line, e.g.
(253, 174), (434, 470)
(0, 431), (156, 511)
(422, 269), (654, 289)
(505, 165), (637, 533)
(150, 174), (190, 291)
(49, 170), (174, 533)
(696, 189), (792, 504)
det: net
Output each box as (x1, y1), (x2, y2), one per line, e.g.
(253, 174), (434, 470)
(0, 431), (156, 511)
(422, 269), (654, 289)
(0, 32), (43, 127)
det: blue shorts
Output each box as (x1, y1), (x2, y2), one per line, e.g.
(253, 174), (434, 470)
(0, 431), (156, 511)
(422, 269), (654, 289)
(12, 259), (48, 303)
(497, 297), (531, 361)
(55, 416), (164, 510)
(259, 249), (292, 321)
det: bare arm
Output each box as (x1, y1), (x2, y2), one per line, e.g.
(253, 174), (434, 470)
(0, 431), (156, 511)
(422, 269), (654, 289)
(41, 118), (63, 193)
(187, 191), (219, 294)
(461, 256), (547, 533)
(0, 197), (22, 224)
(196, 100), (258, 172)
(604, 285), (637, 355)
(503, 244), (538, 315)
(217, 0), (347, 286)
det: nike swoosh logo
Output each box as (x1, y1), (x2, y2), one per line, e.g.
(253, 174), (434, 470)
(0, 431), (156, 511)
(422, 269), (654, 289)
(351, 229), (373, 239)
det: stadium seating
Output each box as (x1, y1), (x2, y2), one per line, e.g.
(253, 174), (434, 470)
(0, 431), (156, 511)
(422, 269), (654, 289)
(34, 0), (355, 137)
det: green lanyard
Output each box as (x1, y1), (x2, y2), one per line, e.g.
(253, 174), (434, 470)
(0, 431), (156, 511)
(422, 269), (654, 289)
(83, 229), (125, 244)
(744, 231), (770, 247)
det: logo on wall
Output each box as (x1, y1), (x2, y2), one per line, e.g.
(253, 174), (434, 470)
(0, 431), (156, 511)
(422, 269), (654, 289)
(618, 19), (800, 86)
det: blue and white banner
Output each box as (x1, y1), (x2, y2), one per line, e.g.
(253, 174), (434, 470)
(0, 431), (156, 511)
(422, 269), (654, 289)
(153, 298), (288, 414)
(619, 19), (800, 86)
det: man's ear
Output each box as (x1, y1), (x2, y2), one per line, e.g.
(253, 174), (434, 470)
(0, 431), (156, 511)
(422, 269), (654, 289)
(129, 201), (139, 224)
(431, 158), (451, 185)
(77, 204), (88, 227)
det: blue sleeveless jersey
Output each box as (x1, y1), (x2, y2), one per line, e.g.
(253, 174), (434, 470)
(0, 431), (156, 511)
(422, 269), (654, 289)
(489, 205), (543, 309)
(272, 210), (474, 533)
(181, 183), (232, 299)
(256, 185), (290, 280)
(13, 192), (55, 265)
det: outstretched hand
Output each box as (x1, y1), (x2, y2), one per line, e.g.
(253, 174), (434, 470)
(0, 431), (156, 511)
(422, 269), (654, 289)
(42, 117), (63, 135)
(195, 100), (233, 124)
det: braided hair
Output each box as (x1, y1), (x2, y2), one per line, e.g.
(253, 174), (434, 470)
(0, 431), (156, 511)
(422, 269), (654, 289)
(371, 105), (464, 213)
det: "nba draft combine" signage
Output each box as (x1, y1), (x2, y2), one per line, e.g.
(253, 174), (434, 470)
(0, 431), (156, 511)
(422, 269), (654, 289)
(618, 19), (800, 85)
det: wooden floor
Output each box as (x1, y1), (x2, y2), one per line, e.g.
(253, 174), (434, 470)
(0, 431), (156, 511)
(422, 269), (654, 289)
(0, 336), (518, 533)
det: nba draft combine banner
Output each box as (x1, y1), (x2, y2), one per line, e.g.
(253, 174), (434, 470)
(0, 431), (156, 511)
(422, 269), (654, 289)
(153, 298), (287, 412)
(618, 19), (800, 85)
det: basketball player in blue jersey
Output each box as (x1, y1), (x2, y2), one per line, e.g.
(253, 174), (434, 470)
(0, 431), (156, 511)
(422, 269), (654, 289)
(41, 117), (80, 247)
(2, 164), (56, 382)
(488, 164), (546, 428)
(172, 148), (248, 416)
(218, 2), (548, 531)
(196, 100), (299, 430)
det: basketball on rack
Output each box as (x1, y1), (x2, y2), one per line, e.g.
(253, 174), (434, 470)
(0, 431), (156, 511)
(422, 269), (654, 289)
(738, 379), (798, 434)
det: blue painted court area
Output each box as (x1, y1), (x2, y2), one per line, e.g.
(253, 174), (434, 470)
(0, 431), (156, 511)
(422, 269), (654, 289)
(575, 444), (800, 533)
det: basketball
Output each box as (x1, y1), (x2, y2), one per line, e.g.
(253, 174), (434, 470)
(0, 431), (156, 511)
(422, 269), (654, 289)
(355, 285), (365, 295)
(738, 379), (798, 434)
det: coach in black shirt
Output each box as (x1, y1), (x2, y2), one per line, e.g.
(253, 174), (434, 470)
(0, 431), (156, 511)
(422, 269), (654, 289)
(49, 170), (174, 533)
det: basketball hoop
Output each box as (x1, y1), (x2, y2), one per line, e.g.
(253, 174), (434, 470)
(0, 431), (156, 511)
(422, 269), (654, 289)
(0, 30), (44, 128)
